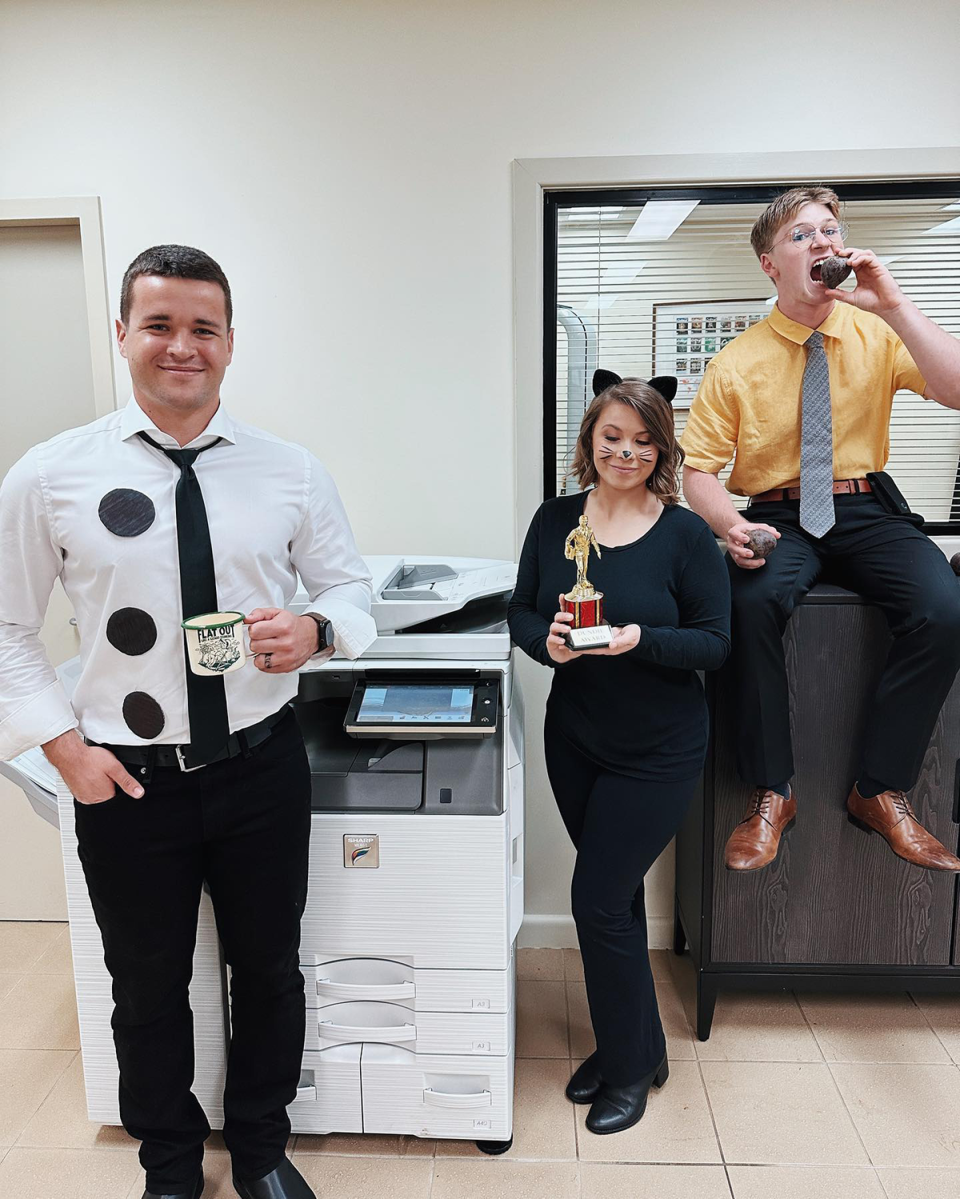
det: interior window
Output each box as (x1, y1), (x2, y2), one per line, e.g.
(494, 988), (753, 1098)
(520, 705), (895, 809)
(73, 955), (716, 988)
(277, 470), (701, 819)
(546, 185), (960, 523)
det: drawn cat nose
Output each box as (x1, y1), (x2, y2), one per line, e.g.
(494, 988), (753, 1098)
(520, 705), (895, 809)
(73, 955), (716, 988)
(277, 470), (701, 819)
(621, 449), (632, 459)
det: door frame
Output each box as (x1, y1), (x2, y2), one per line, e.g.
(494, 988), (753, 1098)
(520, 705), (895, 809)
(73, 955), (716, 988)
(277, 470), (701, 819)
(0, 196), (115, 417)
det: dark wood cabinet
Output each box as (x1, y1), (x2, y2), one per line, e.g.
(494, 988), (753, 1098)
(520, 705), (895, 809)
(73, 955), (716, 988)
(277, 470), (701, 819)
(675, 584), (960, 1039)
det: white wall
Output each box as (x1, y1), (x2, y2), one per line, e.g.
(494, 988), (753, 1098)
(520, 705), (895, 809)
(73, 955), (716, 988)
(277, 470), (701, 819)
(2, 0), (959, 941)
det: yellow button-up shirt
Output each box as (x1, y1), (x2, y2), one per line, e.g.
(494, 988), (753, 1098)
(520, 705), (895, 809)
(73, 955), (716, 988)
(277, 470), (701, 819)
(680, 302), (926, 497)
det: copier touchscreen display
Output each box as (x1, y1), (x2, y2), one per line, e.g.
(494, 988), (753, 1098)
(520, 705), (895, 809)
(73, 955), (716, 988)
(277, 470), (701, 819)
(357, 683), (474, 724)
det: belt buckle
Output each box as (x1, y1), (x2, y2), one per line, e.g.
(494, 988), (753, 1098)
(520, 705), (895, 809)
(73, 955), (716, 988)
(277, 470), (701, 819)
(175, 746), (206, 773)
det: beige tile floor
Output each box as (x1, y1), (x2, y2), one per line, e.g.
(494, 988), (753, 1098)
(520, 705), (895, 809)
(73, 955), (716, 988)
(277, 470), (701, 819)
(1, 923), (960, 1197)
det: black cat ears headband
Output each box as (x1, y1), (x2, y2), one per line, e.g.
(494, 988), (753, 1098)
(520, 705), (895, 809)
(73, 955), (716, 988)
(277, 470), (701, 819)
(592, 369), (678, 404)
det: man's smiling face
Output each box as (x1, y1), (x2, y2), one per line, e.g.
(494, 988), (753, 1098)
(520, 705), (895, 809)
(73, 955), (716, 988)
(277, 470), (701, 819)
(117, 274), (234, 415)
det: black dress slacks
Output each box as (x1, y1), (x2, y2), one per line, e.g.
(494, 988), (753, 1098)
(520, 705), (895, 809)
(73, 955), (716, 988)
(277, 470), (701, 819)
(729, 493), (960, 792)
(544, 718), (699, 1087)
(73, 707), (312, 1193)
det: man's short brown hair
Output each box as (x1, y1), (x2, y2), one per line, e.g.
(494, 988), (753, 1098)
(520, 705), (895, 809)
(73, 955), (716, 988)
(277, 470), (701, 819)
(750, 186), (841, 258)
(120, 244), (232, 326)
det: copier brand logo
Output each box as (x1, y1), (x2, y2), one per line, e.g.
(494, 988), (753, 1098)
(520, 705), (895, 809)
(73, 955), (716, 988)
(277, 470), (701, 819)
(344, 834), (379, 868)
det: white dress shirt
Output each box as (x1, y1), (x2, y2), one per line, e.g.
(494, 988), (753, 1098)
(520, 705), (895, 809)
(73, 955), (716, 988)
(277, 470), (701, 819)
(0, 397), (376, 760)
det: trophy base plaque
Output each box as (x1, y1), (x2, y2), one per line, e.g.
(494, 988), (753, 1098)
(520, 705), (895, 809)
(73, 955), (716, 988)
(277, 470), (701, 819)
(561, 590), (613, 652)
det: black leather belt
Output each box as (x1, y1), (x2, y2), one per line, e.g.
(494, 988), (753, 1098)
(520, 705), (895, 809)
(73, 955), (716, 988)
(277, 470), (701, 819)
(87, 706), (290, 773)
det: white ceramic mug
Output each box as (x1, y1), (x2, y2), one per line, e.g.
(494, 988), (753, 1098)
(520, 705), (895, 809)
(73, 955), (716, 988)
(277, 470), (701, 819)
(182, 611), (247, 676)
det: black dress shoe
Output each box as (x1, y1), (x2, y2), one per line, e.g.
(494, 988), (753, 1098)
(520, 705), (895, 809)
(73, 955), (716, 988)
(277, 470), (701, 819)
(565, 1051), (603, 1104)
(233, 1157), (315, 1199)
(142, 1174), (203, 1199)
(585, 1054), (669, 1135)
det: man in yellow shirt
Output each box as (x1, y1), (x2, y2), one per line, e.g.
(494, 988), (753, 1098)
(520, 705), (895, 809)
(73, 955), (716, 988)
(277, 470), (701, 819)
(682, 185), (960, 874)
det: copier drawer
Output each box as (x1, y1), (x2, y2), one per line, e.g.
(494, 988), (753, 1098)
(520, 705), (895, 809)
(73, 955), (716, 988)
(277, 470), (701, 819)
(301, 955), (514, 1013)
(287, 1045), (362, 1134)
(302, 814), (511, 972)
(305, 1001), (512, 1056)
(360, 1045), (513, 1140)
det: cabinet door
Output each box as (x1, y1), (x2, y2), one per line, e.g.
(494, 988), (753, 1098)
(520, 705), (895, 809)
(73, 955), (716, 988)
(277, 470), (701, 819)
(711, 599), (959, 966)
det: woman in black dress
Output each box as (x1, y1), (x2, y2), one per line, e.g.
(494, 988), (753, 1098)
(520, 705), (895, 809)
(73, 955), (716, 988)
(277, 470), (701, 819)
(508, 371), (730, 1134)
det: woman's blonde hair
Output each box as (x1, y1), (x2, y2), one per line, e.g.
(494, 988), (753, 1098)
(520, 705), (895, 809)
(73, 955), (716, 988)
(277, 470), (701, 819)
(568, 377), (683, 503)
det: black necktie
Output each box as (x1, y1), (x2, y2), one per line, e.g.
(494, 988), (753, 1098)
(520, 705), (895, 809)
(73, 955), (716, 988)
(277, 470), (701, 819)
(139, 432), (230, 763)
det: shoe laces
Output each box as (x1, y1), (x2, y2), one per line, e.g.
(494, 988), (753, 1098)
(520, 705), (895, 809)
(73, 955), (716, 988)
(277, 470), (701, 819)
(744, 788), (772, 823)
(891, 790), (917, 821)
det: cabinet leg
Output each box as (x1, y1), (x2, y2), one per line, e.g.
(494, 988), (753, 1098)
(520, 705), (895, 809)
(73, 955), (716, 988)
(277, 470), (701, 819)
(672, 896), (687, 956)
(696, 975), (717, 1042)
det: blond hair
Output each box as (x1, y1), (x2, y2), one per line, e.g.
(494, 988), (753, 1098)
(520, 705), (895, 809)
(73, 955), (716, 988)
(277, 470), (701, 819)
(750, 186), (841, 258)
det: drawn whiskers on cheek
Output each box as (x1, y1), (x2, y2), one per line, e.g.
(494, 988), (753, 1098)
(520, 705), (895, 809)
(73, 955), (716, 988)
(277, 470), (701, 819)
(598, 445), (614, 459)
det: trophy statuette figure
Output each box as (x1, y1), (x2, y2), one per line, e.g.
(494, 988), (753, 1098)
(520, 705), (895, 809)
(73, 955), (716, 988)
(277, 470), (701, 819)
(561, 515), (614, 650)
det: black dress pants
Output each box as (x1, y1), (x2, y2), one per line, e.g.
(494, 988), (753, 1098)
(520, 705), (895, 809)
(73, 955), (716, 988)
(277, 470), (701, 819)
(72, 708), (312, 1193)
(544, 718), (699, 1087)
(729, 493), (960, 792)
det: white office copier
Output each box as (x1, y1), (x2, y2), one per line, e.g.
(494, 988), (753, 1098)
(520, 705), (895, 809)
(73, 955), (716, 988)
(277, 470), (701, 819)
(1, 554), (524, 1154)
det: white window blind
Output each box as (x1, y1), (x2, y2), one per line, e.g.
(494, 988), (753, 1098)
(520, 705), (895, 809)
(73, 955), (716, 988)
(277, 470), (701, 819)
(553, 193), (960, 520)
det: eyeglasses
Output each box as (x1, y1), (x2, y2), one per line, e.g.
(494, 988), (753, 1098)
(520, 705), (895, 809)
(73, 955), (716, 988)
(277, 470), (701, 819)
(776, 222), (848, 248)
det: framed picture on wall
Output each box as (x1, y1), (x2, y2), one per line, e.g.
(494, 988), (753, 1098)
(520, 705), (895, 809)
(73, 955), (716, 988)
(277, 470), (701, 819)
(653, 299), (769, 406)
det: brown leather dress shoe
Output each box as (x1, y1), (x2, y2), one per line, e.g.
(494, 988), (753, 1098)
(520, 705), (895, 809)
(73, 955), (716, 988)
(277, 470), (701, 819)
(847, 786), (960, 872)
(724, 787), (797, 871)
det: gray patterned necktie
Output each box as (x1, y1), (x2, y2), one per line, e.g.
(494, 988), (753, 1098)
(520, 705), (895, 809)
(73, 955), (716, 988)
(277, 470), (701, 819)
(799, 331), (835, 538)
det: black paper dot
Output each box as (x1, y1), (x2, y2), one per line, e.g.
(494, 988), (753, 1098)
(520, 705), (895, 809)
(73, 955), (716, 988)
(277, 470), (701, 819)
(98, 489), (156, 537)
(122, 692), (165, 739)
(106, 608), (157, 656)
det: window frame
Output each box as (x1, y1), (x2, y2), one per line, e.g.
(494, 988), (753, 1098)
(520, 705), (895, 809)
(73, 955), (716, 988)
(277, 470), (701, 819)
(541, 179), (960, 531)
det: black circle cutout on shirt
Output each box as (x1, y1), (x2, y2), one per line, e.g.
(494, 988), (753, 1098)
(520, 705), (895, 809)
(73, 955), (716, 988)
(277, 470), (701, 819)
(98, 489), (156, 537)
(106, 608), (157, 656)
(122, 692), (165, 740)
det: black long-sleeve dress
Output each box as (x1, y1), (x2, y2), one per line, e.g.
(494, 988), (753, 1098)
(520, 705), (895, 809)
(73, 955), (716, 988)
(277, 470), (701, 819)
(508, 492), (731, 780)
(509, 492), (731, 1091)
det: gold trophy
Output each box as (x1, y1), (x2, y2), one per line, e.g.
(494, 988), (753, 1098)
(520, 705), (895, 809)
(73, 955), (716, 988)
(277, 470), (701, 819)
(561, 515), (613, 650)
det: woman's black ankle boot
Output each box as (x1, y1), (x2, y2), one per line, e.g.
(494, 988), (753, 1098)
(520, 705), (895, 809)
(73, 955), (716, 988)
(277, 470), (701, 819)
(585, 1054), (669, 1134)
(565, 1051), (603, 1104)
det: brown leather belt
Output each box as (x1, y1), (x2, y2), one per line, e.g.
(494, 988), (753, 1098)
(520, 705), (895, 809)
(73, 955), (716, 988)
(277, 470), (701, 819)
(750, 478), (872, 504)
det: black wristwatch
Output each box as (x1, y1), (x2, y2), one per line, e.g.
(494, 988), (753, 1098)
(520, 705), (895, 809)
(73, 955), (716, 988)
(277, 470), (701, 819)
(304, 613), (335, 653)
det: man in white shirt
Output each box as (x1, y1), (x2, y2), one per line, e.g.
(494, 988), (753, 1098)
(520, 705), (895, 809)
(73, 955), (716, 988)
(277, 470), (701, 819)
(0, 245), (376, 1199)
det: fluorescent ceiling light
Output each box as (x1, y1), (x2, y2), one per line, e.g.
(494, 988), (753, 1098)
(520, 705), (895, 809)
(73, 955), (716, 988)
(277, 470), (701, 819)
(572, 294), (623, 311)
(562, 207), (622, 221)
(600, 261), (646, 286)
(626, 200), (699, 241)
(568, 261), (646, 311)
(922, 215), (960, 236)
